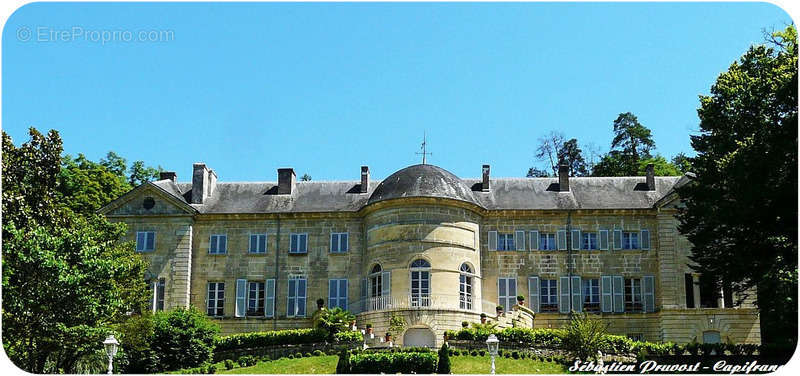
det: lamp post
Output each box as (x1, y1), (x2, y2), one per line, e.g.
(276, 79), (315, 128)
(103, 335), (119, 375)
(486, 334), (499, 375)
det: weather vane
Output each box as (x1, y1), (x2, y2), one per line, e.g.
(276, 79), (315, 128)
(416, 132), (433, 164)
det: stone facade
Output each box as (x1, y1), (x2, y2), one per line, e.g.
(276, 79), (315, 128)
(100, 163), (761, 347)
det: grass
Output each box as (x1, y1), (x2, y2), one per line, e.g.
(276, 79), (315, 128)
(218, 355), (338, 374)
(450, 354), (568, 374)
(218, 353), (568, 374)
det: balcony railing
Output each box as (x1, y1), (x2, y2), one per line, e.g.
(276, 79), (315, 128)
(349, 294), (480, 314)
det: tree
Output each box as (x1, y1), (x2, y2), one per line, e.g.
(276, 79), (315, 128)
(128, 160), (161, 186)
(59, 153), (132, 215)
(534, 131), (565, 176)
(436, 341), (451, 374)
(526, 167), (549, 177)
(301, 173), (312, 181)
(639, 155), (682, 176)
(557, 138), (589, 176)
(671, 152), (692, 173)
(2, 128), (149, 373)
(611, 112), (655, 167)
(149, 307), (219, 371)
(676, 26), (797, 348)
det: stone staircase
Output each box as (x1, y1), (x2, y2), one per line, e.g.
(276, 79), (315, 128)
(491, 304), (535, 329)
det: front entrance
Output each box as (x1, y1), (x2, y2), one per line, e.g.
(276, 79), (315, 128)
(402, 327), (436, 347)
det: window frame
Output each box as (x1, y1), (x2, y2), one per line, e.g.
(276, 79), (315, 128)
(582, 278), (600, 312)
(207, 282), (225, 317)
(624, 278), (643, 312)
(247, 281), (266, 316)
(287, 277), (307, 317)
(459, 263), (473, 310)
(582, 232), (599, 250)
(209, 234), (227, 255)
(249, 233), (267, 254)
(136, 231), (156, 252)
(539, 233), (557, 251)
(622, 232), (640, 250)
(289, 233), (309, 254)
(330, 232), (349, 253)
(539, 279), (559, 312)
(496, 233), (515, 251)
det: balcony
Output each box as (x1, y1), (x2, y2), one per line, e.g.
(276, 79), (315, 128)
(351, 294), (477, 313)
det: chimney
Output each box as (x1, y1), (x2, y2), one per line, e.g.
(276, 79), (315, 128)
(481, 164), (490, 192)
(558, 163), (570, 192)
(646, 163), (655, 191)
(360, 166), (370, 193)
(278, 168), (296, 195)
(160, 171), (177, 183)
(191, 163), (216, 204)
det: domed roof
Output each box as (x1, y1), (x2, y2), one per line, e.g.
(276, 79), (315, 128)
(368, 164), (480, 206)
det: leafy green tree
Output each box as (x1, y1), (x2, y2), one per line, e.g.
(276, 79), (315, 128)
(557, 138), (589, 176)
(100, 151), (128, 178)
(676, 26), (797, 348)
(590, 151), (626, 177)
(301, 173), (312, 181)
(59, 153), (132, 215)
(671, 152), (692, 173)
(2, 128), (149, 373)
(526, 167), (550, 177)
(128, 160), (162, 186)
(314, 307), (355, 340)
(611, 112), (655, 167)
(638, 155), (682, 176)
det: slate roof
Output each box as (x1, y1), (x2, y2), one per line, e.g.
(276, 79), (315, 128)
(146, 164), (685, 214)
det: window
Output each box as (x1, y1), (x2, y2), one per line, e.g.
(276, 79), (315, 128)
(582, 279), (600, 312)
(368, 264), (390, 310)
(498, 278), (517, 311)
(290, 233), (308, 254)
(249, 234), (267, 254)
(539, 233), (557, 250)
(247, 281), (265, 316)
(622, 232), (640, 250)
(699, 274), (720, 308)
(582, 233), (598, 250)
(136, 231), (155, 252)
(370, 264), (383, 299)
(207, 282), (225, 316)
(330, 232), (349, 253)
(287, 278), (307, 317)
(410, 259), (431, 307)
(540, 279), (558, 312)
(459, 264), (473, 310)
(625, 278), (643, 312)
(329, 279), (348, 310)
(148, 279), (165, 312)
(703, 331), (721, 344)
(685, 273), (696, 308)
(209, 234), (227, 254)
(497, 233), (515, 251)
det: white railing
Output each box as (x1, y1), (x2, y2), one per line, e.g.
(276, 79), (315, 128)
(349, 294), (481, 313)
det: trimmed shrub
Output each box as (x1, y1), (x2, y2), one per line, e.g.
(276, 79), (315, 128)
(437, 342), (451, 374)
(224, 359), (235, 370)
(334, 330), (364, 343)
(470, 349), (478, 356)
(237, 355), (257, 367)
(479, 350), (486, 356)
(150, 307), (220, 372)
(287, 354), (295, 359)
(206, 363), (217, 374)
(349, 351), (438, 374)
(313, 350), (324, 356)
(305, 353), (313, 358)
(215, 328), (328, 352)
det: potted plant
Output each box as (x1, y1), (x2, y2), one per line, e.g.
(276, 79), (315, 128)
(350, 319), (357, 330)
(480, 313), (488, 324)
(366, 323), (373, 335)
(385, 332), (392, 342)
(316, 298), (325, 310)
(461, 321), (469, 328)
(517, 295), (525, 306)
(496, 305), (504, 315)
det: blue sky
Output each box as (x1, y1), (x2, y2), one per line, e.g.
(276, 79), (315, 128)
(2, 2), (793, 181)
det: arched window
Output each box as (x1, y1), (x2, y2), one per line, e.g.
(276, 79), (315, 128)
(459, 263), (473, 310)
(369, 264), (383, 301)
(410, 259), (431, 307)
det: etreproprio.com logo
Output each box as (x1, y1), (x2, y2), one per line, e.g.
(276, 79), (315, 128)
(16, 26), (174, 44)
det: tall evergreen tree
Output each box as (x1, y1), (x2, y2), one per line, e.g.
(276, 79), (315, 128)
(676, 26), (798, 347)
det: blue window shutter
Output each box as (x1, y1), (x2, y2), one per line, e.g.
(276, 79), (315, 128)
(599, 230), (609, 250)
(297, 279), (307, 317)
(571, 276), (582, 312)
(557, 230), (567, 251)
(288, 279), (297, 316)
(340, 279), (348, 311)
(613, 230), (623, 250)
(528, 277), (540, 313)
(613, 276), (624, 313)
(515, 230), (525, 251)
(488, 231), (497, 251)
(136, 232), (145, 251)
(381, 271), (391, 298)
(146, 232), (155, 251)
(643, 276), (655, 312)
(210, 235), (217, 253)
(220, 236), (227, 253)
(265, 279), (275, 317)
(559, 277), (570, 313)
(529, 231), (539, 251)
(641, 229), (651, 250)
(601, 276), (613, 313)
(571, 230), (581, 250)
(235, 279), (247, 317)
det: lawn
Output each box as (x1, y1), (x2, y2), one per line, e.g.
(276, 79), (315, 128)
(219, 354), (568, 374)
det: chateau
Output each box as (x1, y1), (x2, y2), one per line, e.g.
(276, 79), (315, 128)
(100, 162), (761, 347)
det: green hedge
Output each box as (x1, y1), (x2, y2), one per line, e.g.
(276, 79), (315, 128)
(215, 328), (328, 352)
(333, 330), (364, 343)
(349, 351), (438, 374)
